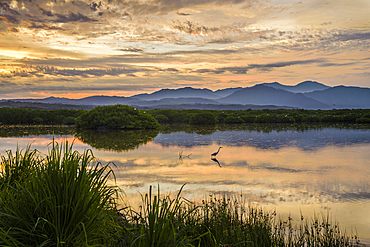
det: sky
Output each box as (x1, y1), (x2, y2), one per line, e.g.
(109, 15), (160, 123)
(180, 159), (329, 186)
(0, 0), (369, 99)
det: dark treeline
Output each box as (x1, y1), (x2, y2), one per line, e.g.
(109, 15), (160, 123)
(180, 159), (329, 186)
(1, 107), (370, 126)
(148, 108), (370, 124)
(0, 108), (85, 125)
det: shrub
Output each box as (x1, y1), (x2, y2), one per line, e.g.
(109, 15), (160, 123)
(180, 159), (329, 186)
(224, 116), (245, 124)
(33, 117), (43, 124)
(241, 114), (256, 123)
(356, 117), (370, 123)
(63, 116), (76, 125)
(189, 112), (216, 125)
(154, 114), (169, 124)
(216, 113), (228, 123)
(76, 105), (160, 129)
(254, 114), (278, 123)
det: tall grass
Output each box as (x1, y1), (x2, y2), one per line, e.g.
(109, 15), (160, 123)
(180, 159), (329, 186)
(117, 191), (363, 247)
(120, 185), (209, 247)
(0, 141), (119, 246)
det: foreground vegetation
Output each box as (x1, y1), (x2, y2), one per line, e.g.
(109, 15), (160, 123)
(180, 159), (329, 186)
(0, 142), (364, 246)
(1, 106), (370, 126)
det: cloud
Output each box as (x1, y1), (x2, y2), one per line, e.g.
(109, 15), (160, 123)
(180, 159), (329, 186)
(38, 6), (54, 17)
(0, 14), (20, 24)
(23, 21), (63, 30)
(332, 31), (370, 42)
(196, 59), (325, 74)
(3, 65), (152, 78)
(123, 0), (249, 15)
(88, 1), (103, 12)
(117, 48), (144, 53)
(176, 12), (191, 16)
(0, 0), (369, 98)
(171, 20), (220, 35)
(7, 26), (18, 32)
(0, 2), (20, 16)
(54, 12), (98, 23)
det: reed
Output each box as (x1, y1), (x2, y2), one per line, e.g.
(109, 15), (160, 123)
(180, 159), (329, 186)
(120, 192), (363, 247)
(0, 141), (119, 246)
(118, 185), (209, 247)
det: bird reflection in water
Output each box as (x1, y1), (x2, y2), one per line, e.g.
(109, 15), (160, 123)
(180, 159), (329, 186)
(179, 149), (192, 163)
(211, 157), (222, 167)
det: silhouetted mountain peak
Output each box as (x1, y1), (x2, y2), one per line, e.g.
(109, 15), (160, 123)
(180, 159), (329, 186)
(304, 85), (370, 108)
(132, 87), (218, 100)
(261, 81), (330, 93)
(219, 84), (330, 109)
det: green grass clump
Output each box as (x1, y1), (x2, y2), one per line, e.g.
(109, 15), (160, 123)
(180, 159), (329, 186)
(0, 141), (119, 246)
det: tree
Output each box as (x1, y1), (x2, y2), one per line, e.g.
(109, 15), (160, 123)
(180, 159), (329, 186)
(75, 105), (160, 129)
(63, 117), (76, 125)
(154, 114), (169, 124)
(33, 117), (44, 124)
(189, 112), (216, 125)
(224, 116), (245, 124)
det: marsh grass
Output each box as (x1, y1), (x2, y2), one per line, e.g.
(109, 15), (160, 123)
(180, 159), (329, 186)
(0, 141), (120, 246)
(0, 142), (365, 247)
(272, 212), (362, 247)
(119, 185), (209, 247)
(119, 192), (364, 247)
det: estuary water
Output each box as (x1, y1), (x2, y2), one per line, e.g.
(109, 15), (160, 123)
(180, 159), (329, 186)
(1, 124), (370, 244)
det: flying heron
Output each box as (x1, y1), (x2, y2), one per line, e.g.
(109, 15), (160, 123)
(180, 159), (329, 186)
(211, 147), (222, 157)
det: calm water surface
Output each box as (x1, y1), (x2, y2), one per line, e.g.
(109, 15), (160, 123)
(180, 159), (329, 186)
(1, 124), (370, 244)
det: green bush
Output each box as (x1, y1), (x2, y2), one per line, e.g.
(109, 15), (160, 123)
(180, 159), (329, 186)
(33, 117), (43, 124)
(277, 114), (296, 123)
(302, 115), (321, 122)
(76, 105), (160, 129)
(254, 114), (278, 123)
(62, 116), (76, 125)
(224, 116), (245, 124)
(356, 117), (370, 123)
(154, 114), (169, 124)
(189, 112), (216, 125)
(216, 112), (228, 123)
(241, 114), (256, 123)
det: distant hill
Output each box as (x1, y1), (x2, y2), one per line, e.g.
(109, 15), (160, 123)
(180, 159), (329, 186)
(131, 87), (219, 100)
(218, 85), (330, 109)
(136, 103), (294, 110)
(13, 96), (139, 106)
(213, 87), (244, 97)
(304, 86), (370, 108)
(261, 81), (330, 93)
(5, 81), (370, 110)
(133, 97), (219, 107)
(0, 101), (94, 110)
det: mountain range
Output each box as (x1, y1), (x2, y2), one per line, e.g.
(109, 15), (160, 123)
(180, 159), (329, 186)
(4, 81), (370, 110)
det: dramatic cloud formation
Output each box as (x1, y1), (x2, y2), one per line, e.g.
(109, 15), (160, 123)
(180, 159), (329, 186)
(0, 0), (369, 98)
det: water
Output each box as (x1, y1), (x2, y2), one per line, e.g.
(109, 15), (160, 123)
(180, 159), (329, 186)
(1, 124), (370, 244)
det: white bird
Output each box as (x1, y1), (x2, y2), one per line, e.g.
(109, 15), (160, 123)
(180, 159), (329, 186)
(211, 147), (222, 157)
